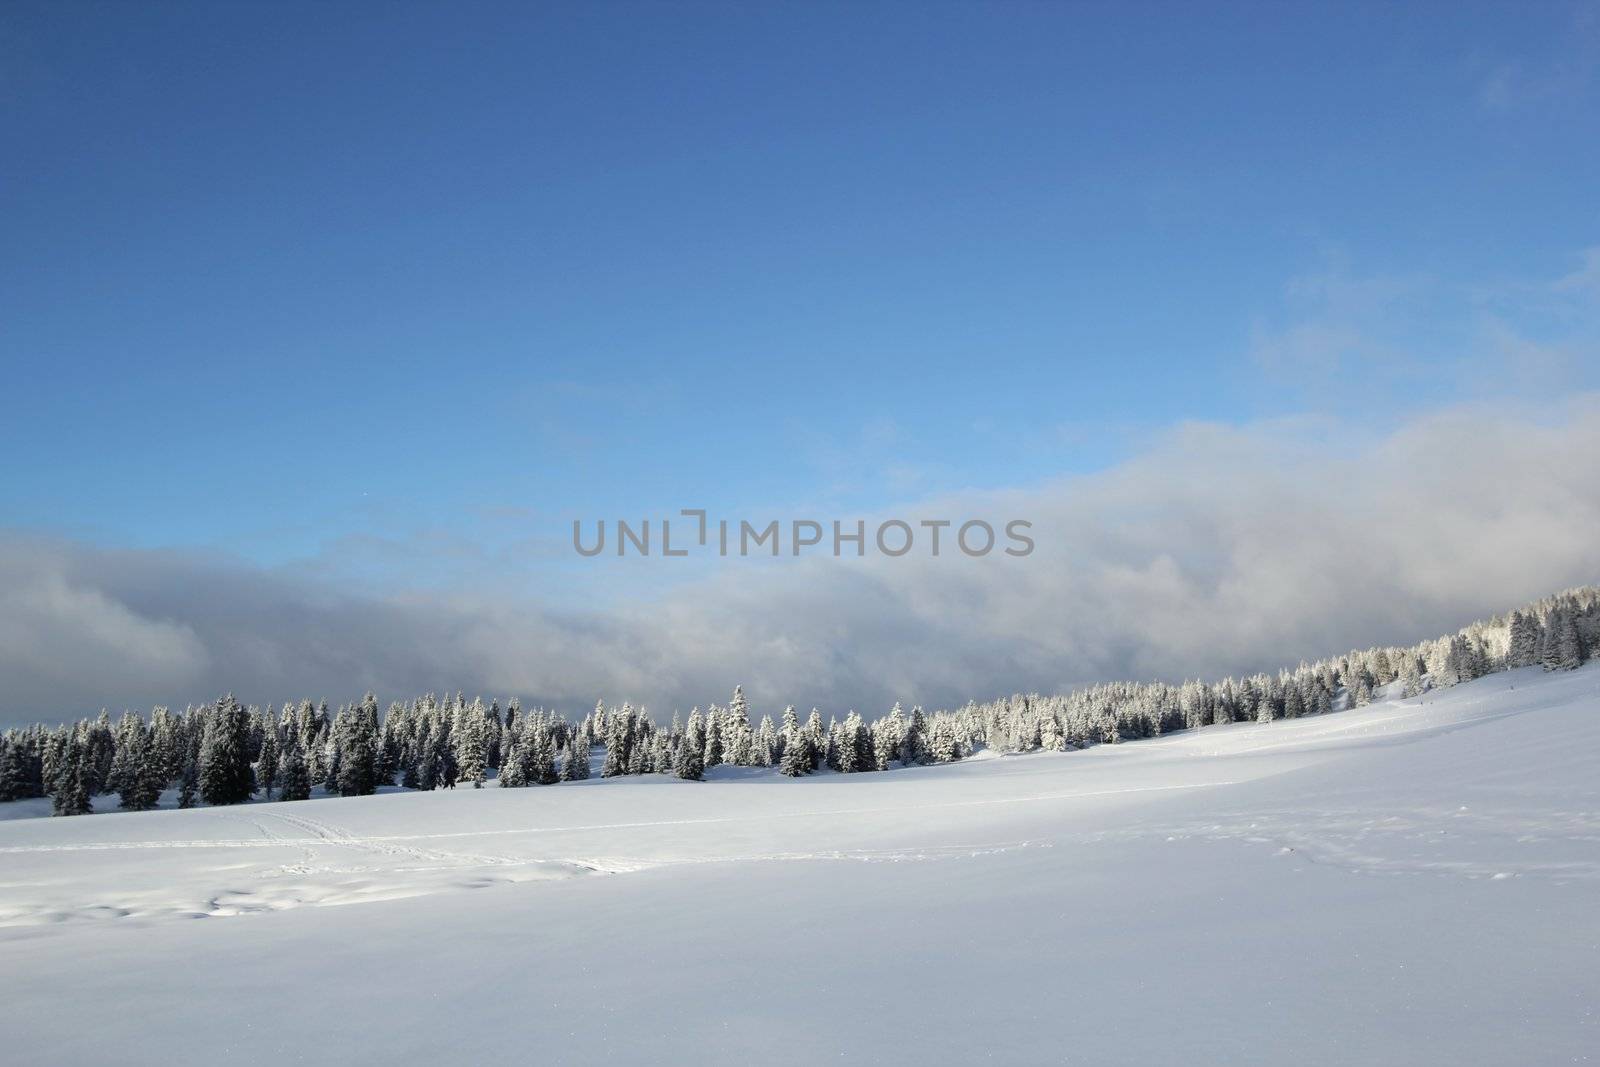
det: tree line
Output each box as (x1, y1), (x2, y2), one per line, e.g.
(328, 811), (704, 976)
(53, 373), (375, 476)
(3, 586), (1596, 816)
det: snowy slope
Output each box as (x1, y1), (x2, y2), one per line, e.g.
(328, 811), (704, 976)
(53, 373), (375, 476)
(2, 665), (1597, 1064)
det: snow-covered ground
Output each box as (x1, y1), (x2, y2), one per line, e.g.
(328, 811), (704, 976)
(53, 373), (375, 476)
(2, 666), (1597, 1064)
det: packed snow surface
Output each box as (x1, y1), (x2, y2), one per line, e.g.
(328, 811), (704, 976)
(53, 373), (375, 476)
(2, 666), (1597, 1064)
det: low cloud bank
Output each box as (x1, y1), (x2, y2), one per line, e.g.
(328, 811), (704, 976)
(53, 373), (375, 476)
(4, 398), (1598, 728)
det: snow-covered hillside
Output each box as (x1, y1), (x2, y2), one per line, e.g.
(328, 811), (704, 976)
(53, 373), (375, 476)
(2, 664), (1596, 1064)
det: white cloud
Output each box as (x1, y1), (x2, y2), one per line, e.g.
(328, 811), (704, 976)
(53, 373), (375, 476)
(0, 548), (209, 715)
(3, 397), (1598, 728)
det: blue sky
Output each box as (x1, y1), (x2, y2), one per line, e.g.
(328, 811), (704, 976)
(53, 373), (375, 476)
(2, 3), (1599, 721)
(6, 2), (1596, 565)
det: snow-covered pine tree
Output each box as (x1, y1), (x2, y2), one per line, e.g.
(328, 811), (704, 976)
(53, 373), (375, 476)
(755, 715), (776, 767)
(52, 730), (93, 817)
(278, 743), (311, 801)
(498, 736), (528, 787)
(834, 717), (858, 773)
(0, 738), (24, 802)
(725, 687), (753, 766)
(626, 737), (649, 775)
(677, 711), (706, 781)
(779, 733), (811, 776)
(561, 735), (590, 781)
(532, 726), (560, 785)
(702, 706), (724, 769)
(1550, 609), (1583, 671)
(1233, 678), (1257, 723)
(1398, 653), (1423, 697)
(485, 699), (503, 771)
(1214, 682), (1235, 726)
(333, 699), (379, 797)
(928, 717), (960, 763)
(653, 731), (676, 774)
(177, 759), (198, 808)
(454, 698), (488, 788)
(114, 720), (162, 811)
(874, 704), (906, 769)
(601, 714), (627, 778)
(199, 696), (256, 806)
(85, 711), (114, 795)
(901, 706), (928, 765)
(257, 724), (280, 800)
(805, 709), (826, 755)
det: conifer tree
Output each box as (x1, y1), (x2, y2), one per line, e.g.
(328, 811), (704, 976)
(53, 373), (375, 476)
(52, 731), (93, 817)
(199, 697), (256, 806)
(702, 707), (724, 769)
(0, 738), (24, 802)
(755, 715), (776, 767)
(677, 711), (706, 781)
(561, 735), (591, 781)
(1283, 685), (1305, 720)
(278, 744), (311, 802)
(257, 726), (280, 801)
(454, 698), (488, 788)
(725, 687), (753, 766)
(928, 718), (960, 763)
(334, 699), (379, 797)
(498, 738), (528, 787)
(1506, 611), (1539, 668)
(1398, 654), (1423, 697)
(1549, 610), (1583, 670)
(779, 734), (812, 777)
(177, 759), (198, 808)
(902, 706), (929, 765)
(115, 722), (162, 812)
(601, 727), (626, 778)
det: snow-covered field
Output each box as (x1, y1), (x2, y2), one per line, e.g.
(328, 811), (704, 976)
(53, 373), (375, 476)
(3, 666), (1597, 1064)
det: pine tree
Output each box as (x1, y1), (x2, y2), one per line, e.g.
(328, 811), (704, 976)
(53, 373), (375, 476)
(52, 731), (94, 816)
(1506, 611), (1539, 669)
(0, 738), (24, 802)
(901, 706), (928, 765)
(257, 726), (280, 801)
(454, 698), (488, 788)
(278, 744), (311, 801)
(333, 694), (380, 797)
(498, 738), (528, 787)
(115, 722), (162, 811)
(677, 711), (706, 781)
(725, 687), (753, 766)
(754, 715), (776, 767)
(1398, 654), (1423, 697)
(601, 725), (626, 778)
(779, 734), (812, 777)
(485, 699), (504, 771)
(1282, 685), (1305, 720)
(177, 759), (198, 808)
(85, 711), (115, 795)
(1550, 610), (1583, 670)
(1214, 683), (1234, 726)
(561, 735), (591, 781)
(626, 737), (649, 775)
(702, 707), (724, 769)
(199, 697), (255, 806)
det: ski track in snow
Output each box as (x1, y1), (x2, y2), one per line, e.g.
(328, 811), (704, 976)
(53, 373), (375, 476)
(0, 778), (1237, 855)
(0, 782), (1222, 926)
